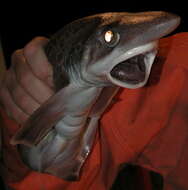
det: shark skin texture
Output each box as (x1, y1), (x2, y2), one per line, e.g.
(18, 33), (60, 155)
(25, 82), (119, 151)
(9, 12), (180, 181)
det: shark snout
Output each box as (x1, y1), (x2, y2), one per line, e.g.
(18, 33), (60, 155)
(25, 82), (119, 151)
(107, 11), (180, 88)
(131, 11), (181, 43)
(156, 12), (181, 33)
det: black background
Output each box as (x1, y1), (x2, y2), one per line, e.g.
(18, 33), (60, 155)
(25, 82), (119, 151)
(1, 1), (188, 66)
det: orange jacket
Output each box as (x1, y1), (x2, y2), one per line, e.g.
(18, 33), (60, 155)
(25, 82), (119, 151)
(1, 32), (188, 190)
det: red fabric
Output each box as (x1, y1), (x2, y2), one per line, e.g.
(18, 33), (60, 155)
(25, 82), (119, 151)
(1, 32), (188, 190)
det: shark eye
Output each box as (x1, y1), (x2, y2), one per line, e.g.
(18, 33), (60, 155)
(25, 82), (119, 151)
(104, 30), (120, 47)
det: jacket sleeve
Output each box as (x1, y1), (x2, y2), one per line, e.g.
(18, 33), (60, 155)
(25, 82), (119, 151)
(135, 113), (188, 190)
(133, 33), (188, 190)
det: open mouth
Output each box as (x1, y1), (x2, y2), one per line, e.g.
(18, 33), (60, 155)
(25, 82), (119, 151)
(110, 54), (146, 84)
(107, 42), (158, 88)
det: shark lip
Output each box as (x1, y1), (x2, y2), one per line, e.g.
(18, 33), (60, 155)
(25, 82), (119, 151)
(107, 41), (158, 89)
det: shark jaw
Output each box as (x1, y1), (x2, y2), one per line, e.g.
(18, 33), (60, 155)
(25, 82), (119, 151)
(107, 41), (158, 89)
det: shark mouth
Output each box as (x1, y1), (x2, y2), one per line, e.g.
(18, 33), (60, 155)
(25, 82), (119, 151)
(108, 42), (158, 89)
(110, 54), (146, 84)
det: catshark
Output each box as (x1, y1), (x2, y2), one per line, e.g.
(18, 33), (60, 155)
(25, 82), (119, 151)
(11, 11), (180, 180)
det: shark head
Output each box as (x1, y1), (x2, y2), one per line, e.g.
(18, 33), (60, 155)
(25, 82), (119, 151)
(45, 11), (180, 90)
(81, 12), (180, 89)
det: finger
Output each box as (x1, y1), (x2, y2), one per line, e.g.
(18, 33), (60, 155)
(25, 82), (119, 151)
(23, 37), (54, 87)
(12, 50), (54, 104)
(6, 67), (40, 115)
(0, 82), (29, 124)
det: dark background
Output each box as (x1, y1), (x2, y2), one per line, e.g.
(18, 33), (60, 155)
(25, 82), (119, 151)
(1, 1), (188, 66)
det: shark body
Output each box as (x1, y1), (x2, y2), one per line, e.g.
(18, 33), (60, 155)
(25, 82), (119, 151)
(11, 11), (180, 180)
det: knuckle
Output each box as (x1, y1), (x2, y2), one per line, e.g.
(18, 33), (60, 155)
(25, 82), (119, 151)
(23, 36), (49, 57)
(13, 63), (31, 86)
(14, 93), (30, 111)
(12, 86), (24, 101)
(12, 63), (29, 86)
(24, 42), (38, 57)
(17, 72), (31, 86)
(11, 49), (23, 61)
(11, 50), (25, 70)
(33, 36), (49, 42)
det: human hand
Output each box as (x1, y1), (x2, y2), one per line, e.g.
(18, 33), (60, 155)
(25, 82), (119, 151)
(0, 37), (55, 124)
